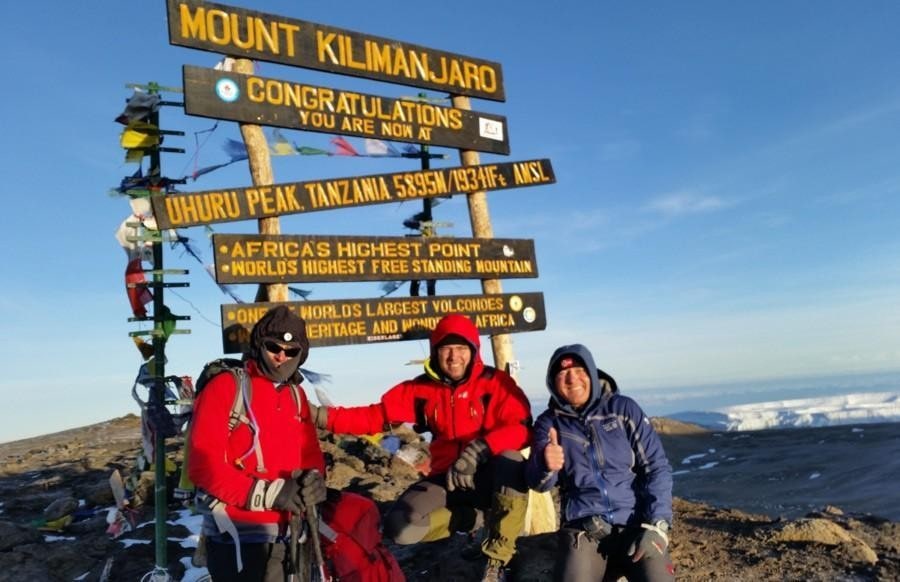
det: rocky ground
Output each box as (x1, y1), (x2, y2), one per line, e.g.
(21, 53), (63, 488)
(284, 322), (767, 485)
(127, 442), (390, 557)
(0, 415), (898, 581)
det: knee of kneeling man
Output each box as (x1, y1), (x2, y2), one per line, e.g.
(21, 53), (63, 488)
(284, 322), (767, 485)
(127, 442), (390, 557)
(383, 512), (427, 545)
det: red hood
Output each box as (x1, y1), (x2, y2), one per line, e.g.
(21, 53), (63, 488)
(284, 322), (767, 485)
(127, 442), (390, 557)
(427, 314), (484, 384)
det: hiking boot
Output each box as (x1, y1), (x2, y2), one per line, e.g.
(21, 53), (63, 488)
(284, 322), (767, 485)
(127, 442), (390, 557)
(481, 559), (506, 582)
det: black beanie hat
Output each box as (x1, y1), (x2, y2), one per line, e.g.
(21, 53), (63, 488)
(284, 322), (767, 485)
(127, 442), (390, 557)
(249, 306), (309, 382)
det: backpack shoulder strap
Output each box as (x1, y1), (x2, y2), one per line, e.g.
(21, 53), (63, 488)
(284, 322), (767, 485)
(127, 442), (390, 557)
(285, 382), (303, 420)
(226, 367), (251, 431)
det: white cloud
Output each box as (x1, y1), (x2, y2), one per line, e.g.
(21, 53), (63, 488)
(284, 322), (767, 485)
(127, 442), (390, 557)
(644, 190), (729, 217)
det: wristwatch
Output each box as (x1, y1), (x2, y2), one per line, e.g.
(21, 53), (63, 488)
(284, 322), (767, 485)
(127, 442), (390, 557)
(653, 519), (671, 533)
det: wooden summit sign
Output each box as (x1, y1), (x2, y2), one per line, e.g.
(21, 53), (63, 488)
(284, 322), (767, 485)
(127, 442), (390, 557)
(167, 0), (505, 101)
(151, 159), (554, 229)
(212, 234), (538, 284)
(221, 292), (546, 351)
(182, 66), (509, 154)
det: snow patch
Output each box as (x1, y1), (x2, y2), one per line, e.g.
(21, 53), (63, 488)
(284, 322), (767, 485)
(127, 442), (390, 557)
(681, 453), (708, 465)
(671, 391), (900, 431)
(179, 556), (210, 582)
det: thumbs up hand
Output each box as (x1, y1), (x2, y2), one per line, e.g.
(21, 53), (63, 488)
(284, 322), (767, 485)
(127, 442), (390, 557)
(544, 427), (565, 472)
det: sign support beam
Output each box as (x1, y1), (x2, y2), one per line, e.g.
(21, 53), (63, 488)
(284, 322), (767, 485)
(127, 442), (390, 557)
(453, 95), (516, 376)
(233, 58), (287, 303)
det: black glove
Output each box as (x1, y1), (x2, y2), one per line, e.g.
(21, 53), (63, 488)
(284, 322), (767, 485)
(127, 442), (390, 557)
(308, 403), (329, 430)
(296, 469), (327, 509)
(627, 522), (670, 562)
(447, 439), (490, 492)
(246, 470), (326, 514)
(246, 477), (301, 513)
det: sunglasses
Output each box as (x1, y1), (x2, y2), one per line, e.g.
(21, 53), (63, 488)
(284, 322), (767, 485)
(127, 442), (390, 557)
(263, 340), (302, 358)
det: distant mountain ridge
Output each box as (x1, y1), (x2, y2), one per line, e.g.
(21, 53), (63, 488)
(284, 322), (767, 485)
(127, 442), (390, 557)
(670, 391), (900, 431)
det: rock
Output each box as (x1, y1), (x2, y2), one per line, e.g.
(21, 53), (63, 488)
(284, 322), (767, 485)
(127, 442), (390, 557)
(768, 517), (854, 545)
(0, 520), (41, 551)
(767, 518), (878, 565)
(81, 481), (115, 506)
(841, 538), (879, 565)
(43, 496), (79, 521)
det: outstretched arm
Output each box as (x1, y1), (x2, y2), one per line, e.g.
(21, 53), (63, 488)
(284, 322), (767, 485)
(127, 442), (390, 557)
(322, 382), (416, 435)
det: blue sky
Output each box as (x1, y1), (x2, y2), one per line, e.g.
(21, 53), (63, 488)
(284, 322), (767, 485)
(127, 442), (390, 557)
(2, 1), (899, 443)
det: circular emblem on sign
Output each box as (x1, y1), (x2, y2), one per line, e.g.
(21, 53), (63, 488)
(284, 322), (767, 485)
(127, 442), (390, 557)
(215, 78), (240, 102)
(283, 332), (294, 342)
(509, 295), (523, 311)
(522, 307), (536, 323)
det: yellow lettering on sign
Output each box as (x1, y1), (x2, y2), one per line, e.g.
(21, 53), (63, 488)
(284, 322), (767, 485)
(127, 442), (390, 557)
(313, 30), (499, 96)
(334, 241), (422, 259)
(473, 259), (533, 274)
(370, 259), (409, 275)
(452, 297), (504, 312)
(411, 259), (472, 274)
(300, 258), (367, 276)
(427, 242), (480, 258)
(178, 4), (299, 56)
(475, 313), (515, 328)
(307, 320), (366, 339)
(341, 116), (375, 135)
(226, 259), (298, 278)
(513, 161), (550, 185)
(380, 121), (413, 139)
(164, 191), (241, 225)
(226, 306), (270, 325)
(243, 185), (302, 216)
(400, 316), (442, 332)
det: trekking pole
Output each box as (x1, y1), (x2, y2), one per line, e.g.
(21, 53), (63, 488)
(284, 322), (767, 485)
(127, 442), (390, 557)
(287, 513), (302, 582)
(307, 504), (329, 581)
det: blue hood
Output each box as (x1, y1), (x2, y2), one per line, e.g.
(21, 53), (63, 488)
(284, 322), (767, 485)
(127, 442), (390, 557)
(545, 343), (618, 414)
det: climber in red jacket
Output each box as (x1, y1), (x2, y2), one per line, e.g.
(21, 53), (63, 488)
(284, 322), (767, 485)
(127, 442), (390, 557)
(311, 314), (533, 582)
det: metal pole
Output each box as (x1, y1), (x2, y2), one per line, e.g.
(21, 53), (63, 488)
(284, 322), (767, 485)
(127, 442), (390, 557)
(148, 91), (168, 574)
(412, 98), (437, 297)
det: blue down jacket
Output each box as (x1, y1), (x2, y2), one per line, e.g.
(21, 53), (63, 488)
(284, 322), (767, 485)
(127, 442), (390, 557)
(525, 344), (673, 527)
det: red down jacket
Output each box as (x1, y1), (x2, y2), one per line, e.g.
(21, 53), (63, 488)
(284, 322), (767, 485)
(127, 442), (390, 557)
(188, 359), (326, 530)
(327, 314), (532, 475)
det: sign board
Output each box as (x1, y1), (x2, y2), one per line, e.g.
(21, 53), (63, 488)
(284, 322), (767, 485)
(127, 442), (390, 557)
(212, 234), (538, 284)
(182, 66), (509, 154)
(221, 292), (545, 351)
(167, 0), (505, 101)
(151, 159), (555, 229)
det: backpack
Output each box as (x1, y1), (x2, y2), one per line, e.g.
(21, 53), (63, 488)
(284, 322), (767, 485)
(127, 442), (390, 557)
(319, 492), (405, 582)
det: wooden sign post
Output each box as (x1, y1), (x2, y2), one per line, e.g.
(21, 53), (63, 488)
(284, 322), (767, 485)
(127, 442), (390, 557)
(230, 58), (286, 302)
